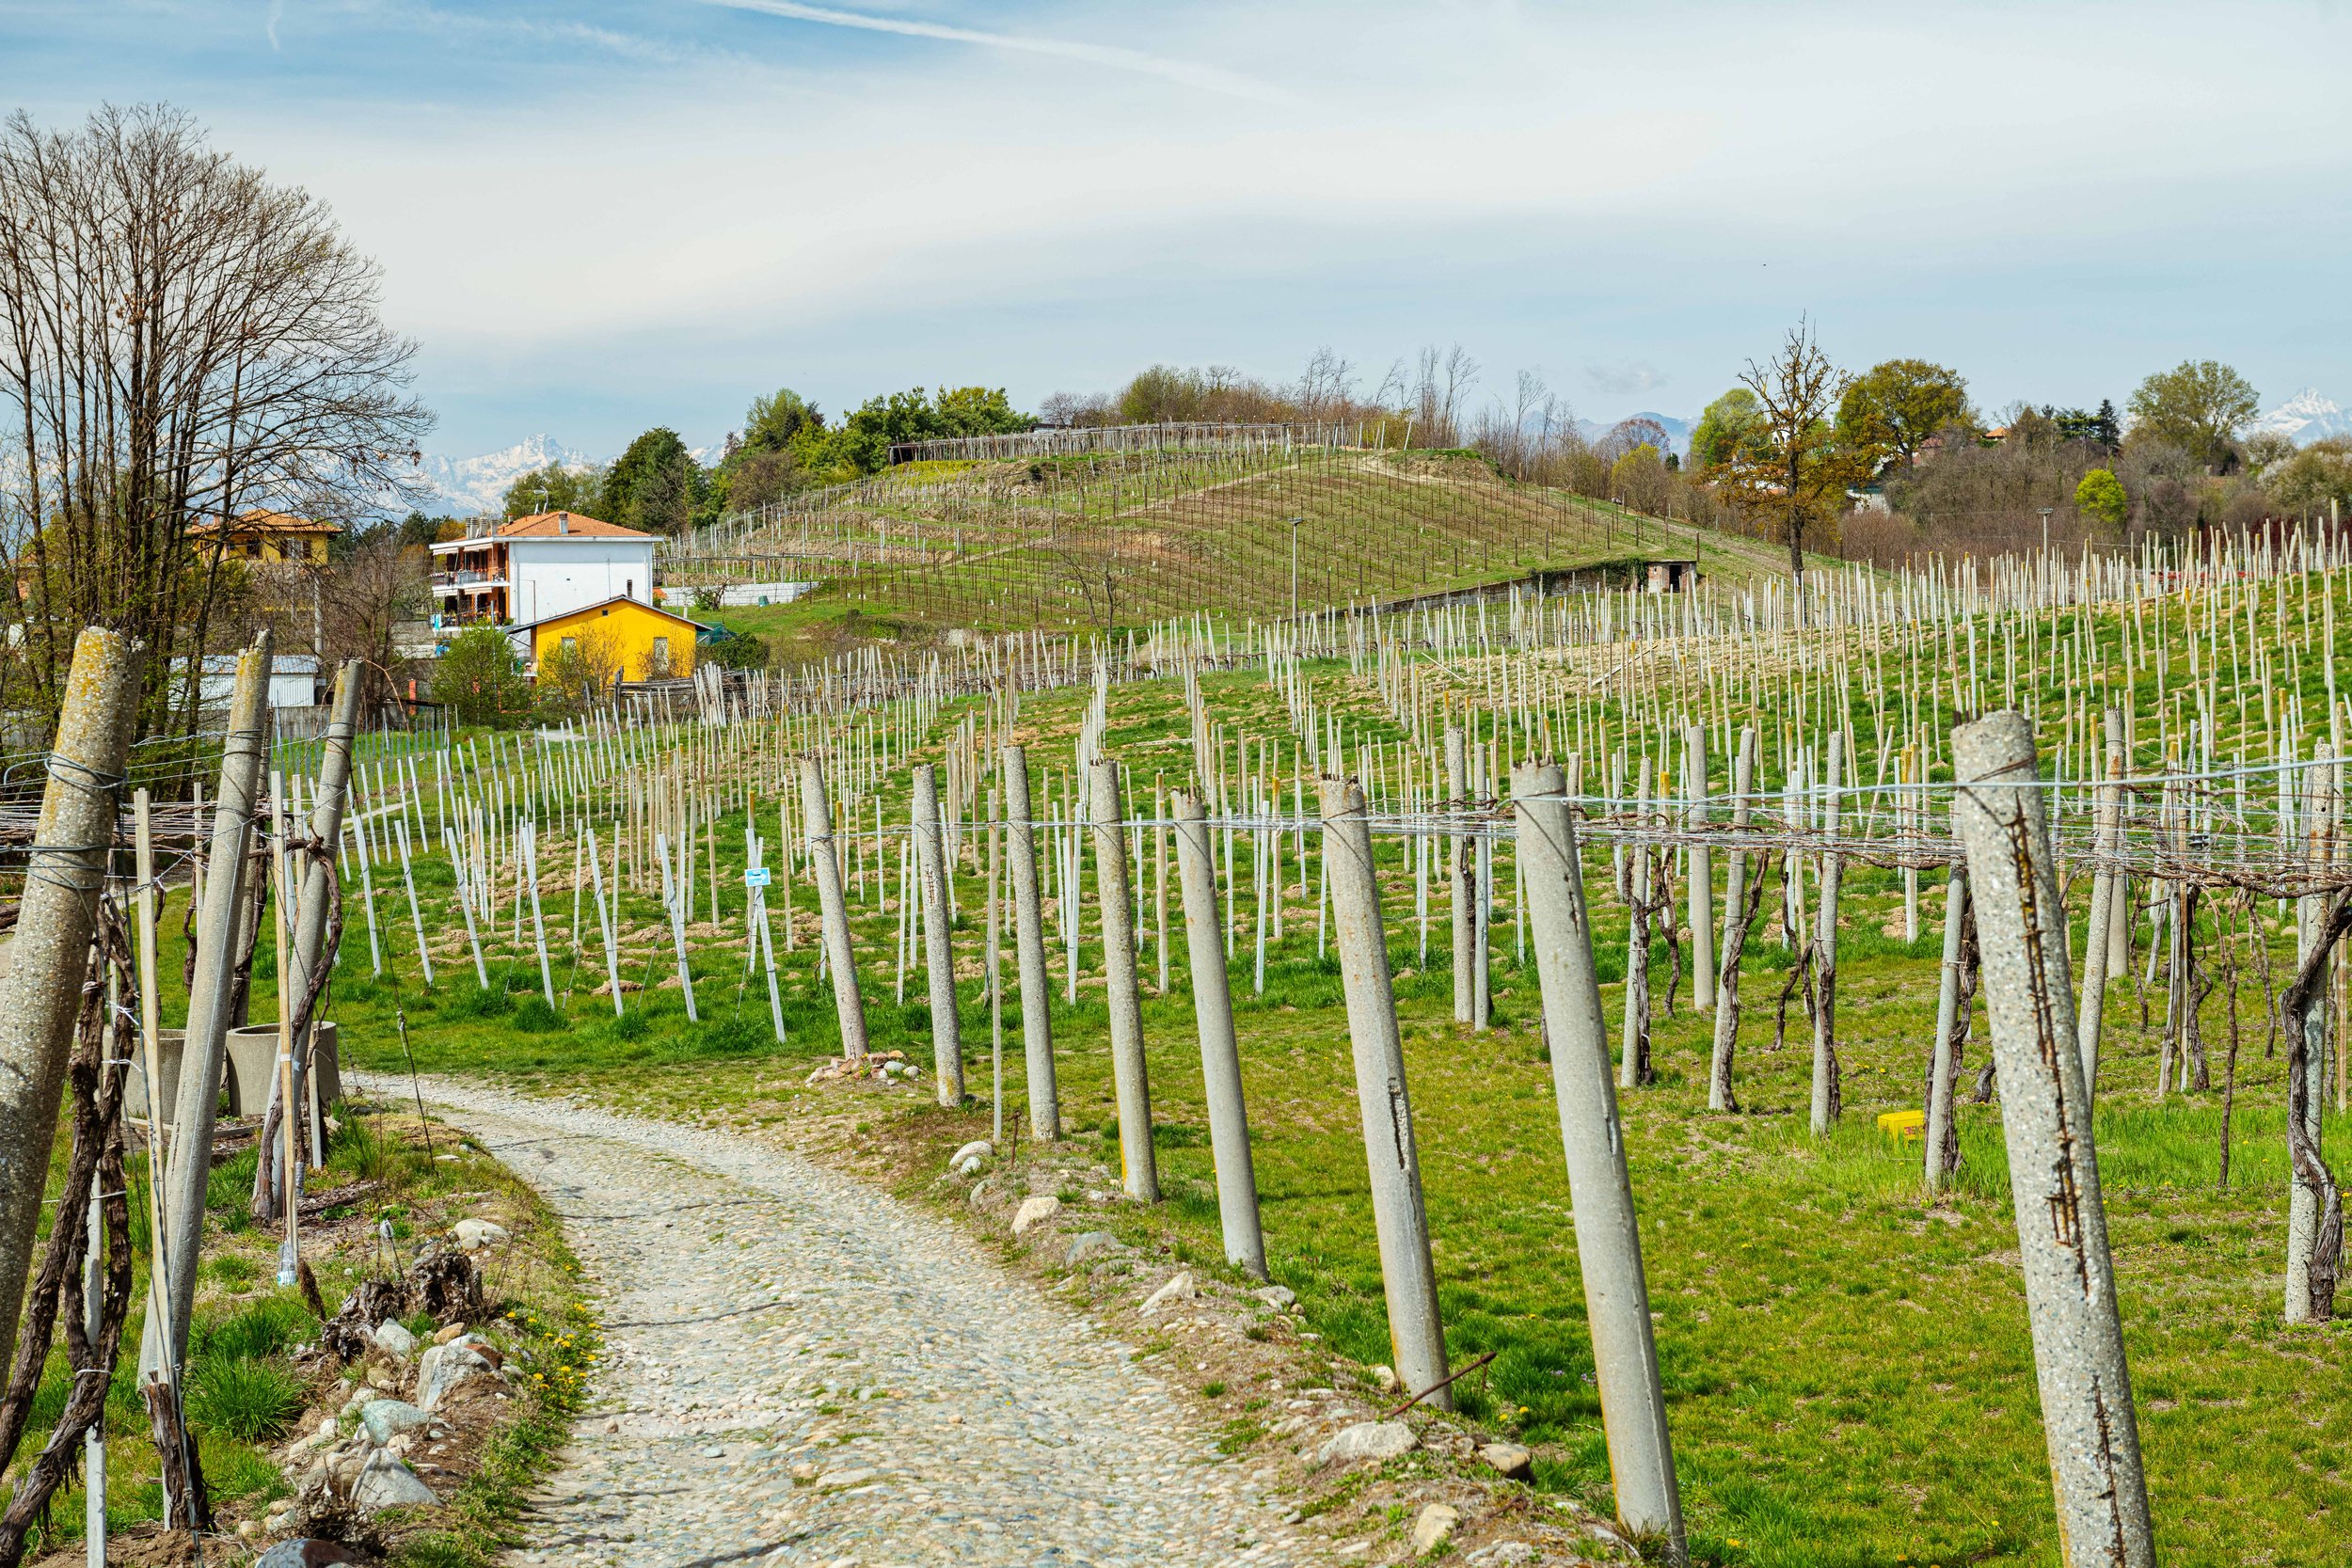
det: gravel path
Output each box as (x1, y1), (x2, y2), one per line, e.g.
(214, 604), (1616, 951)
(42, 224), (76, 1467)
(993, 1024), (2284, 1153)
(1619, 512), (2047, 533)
(358, 1073), (1309, 1568)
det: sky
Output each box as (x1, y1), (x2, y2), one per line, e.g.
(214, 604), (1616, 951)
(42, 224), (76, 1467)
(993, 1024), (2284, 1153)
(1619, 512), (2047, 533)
(5, 0), (2349, 460)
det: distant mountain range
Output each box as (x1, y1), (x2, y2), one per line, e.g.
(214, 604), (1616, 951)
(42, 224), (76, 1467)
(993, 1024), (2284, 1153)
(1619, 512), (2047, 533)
(2250, 388), (2352, 447)
(401, 435), (596, 517)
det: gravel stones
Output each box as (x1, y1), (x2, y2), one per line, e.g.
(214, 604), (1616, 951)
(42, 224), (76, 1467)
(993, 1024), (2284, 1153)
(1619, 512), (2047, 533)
(364, 1073), (1305, 1566)
(1316, 1421), (1417, 1466)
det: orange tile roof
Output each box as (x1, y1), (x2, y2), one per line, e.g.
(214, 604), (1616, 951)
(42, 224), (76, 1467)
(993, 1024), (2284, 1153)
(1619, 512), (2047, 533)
(499, 511), (655, 540)
(187, 509), (344, 536)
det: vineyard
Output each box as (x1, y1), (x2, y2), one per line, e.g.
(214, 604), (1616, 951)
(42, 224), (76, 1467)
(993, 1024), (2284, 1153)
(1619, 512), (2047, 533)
(15, 511), (2352, 1564)
(660, 428), (1796, 639)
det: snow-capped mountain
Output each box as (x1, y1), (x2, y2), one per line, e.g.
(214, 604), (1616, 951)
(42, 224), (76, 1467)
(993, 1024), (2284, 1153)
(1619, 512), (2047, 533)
(403, 435), (596, 517)
(2251, 388), (2352, 447)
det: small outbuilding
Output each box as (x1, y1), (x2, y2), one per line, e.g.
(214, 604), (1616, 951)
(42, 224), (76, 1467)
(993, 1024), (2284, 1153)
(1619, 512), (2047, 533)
(503, 594), (709, 684)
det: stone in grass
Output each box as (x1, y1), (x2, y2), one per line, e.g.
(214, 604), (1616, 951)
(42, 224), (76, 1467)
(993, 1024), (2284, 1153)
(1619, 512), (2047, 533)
(949, 1139), (993, 1175)
(352, 1449), (437, 1515)
(1064, 1231), (1126, 1269)
(1315, 1420), (1417, 1466)
(1478, 1441), (1534, 1481)
(1409, 1503), (1460, 1556)
(453, 1218), (509, 1252)
(255, 1541), (368, 1567)
(1466, 1544), (1535, 1567)
(416, 1338), (494, 1412)
(359, 1399), (432, 1445)
(371, 1320), (419, 1360)
(1010, 1195), (1061, 1236)
(1252, 1285), (1297, 1310)
(1140, 1271), (1197, 1316)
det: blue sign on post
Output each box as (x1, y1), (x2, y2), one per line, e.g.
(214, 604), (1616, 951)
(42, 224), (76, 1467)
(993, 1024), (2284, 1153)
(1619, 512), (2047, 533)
(742, 866), (772, 888)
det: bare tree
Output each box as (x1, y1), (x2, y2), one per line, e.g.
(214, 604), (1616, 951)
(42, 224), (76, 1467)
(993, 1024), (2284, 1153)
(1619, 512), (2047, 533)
(0, 103), (432, 738)
(1736, 320), (1851, 617)
(1294, 347), (1357, 422)
(315, 534), (430, 707)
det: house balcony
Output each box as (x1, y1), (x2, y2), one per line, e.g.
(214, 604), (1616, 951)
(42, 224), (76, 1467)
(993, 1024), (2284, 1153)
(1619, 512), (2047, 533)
(432, 569), (509, 595)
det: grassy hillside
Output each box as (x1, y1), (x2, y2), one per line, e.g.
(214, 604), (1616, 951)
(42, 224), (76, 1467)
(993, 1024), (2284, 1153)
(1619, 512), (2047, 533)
(671, 444), (1810, 658)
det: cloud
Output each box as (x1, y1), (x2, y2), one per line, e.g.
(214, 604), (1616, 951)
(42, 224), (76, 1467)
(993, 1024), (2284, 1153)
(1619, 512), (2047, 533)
(694, 0), (1300, 104)
(1584, 362), (1667, 397)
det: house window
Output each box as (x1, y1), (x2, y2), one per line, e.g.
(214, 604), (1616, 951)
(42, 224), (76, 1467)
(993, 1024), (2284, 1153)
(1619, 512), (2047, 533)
(561, 636), (578, 653)
(649, 636), (671, 678)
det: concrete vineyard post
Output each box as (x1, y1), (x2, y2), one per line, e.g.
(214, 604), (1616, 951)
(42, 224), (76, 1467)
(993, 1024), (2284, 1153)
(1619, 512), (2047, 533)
(1319, 774), (1451, 1411)
(1447, 724), (1473, 1024)
(1172, 790), (1267, 1278)
(799, 757), (868, 1059)
(2286, 751), (2338, 1323)
(2077, 721), (2124, 1093)
(1708, 727), (1756, 1112)
(1514, 760), (1685, 1556)
(1003, 747), (1058, 1138)
(1924, 868), (1971, 1193)
(0, 627), (141, 1381)
(988, 787), (1003, 1143)
(1090, 759), (1158, 1201)
(156, 629), (271, 1377)
(1686, 724), (1714, 1013)
(913, 765), (965, 1105)
(1809, 736), (1844, 1137)
(1950, 710), (2154, 1566)
(287, 660), (363, 1150)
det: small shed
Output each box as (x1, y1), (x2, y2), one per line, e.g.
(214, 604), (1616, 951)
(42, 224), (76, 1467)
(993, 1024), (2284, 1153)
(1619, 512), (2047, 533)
(1645, 558), (1700, 594)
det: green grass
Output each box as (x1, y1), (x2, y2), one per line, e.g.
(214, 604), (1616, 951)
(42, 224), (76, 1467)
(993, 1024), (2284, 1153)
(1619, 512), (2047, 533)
(184, 1355), (308, 1443)
(175, 652), (2348, 1566)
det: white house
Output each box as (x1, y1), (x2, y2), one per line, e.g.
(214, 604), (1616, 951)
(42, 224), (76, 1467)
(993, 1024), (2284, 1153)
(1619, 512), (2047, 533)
(428, 511), (660, 629)
(183, 653), (324, 709)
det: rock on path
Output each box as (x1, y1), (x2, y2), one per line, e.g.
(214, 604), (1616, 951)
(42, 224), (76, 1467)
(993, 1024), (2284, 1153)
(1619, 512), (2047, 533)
(357, 1074), (1306, 1567)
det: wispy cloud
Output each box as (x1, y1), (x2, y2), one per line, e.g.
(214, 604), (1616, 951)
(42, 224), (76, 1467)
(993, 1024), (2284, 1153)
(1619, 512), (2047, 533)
(696, 0), (1300, 104)
(1584, 361), (1667, 397)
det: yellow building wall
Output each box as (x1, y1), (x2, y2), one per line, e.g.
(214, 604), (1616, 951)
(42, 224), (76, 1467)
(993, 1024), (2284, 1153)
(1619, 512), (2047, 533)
(530, 600), (696, 683)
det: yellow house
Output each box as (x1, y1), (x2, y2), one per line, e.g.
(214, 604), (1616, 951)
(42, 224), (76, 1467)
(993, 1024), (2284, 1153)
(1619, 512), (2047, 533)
(506, 594), (706, 687)
(187, 509), (342, 564)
